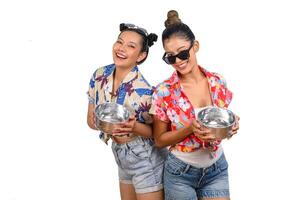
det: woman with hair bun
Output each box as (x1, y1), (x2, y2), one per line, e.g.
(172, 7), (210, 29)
(87, 23), (166, 200)
(151, 10), (240, 200)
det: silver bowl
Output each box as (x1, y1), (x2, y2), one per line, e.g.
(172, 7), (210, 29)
(94, 103), (131, 134)
(197, 106), (235, 139)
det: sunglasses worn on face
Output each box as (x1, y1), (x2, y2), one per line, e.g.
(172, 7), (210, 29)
(162, 43), (194, 65)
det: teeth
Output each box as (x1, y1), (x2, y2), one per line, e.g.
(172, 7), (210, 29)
(116, 53), (126, 59)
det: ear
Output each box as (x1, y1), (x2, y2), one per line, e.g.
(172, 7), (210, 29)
(193, 40), (200, 53)
(137, 51), (147, 63)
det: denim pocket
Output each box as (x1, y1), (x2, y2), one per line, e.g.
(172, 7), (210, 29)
(130, 144), (151, 160)
(111, 147), (121, 166)
(165, 158), (186, 176)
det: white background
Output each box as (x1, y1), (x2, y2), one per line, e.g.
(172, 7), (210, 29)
(1, 0), (300, 199)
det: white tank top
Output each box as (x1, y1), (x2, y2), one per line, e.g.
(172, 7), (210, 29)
(171, 107), (223, 168)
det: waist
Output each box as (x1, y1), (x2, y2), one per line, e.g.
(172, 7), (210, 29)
(171, 146), (223, 168)
(111, 133), (138, 144)
(167, 151), (227, 172)
(112, 136), (154, 148)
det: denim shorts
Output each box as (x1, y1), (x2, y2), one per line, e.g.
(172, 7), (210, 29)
(164, 152), (230, 200)
(111, 137), (167, 194)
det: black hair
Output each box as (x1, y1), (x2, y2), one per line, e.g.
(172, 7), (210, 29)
(119, 23), (158, 65)
(162, 10), (195, 46)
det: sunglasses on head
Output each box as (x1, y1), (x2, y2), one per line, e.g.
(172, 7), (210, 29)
(120, 23), (148, 37)
(162, 42), (194, 65)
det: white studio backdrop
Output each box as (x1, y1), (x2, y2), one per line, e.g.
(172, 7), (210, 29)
(0, 0), (300, 199)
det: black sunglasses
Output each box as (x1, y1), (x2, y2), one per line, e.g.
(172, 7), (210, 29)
(162, 43), (194, 65)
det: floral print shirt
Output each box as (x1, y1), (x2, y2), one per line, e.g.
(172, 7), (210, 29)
(151, 66), (233, 152)
(88, 64), (153, 143)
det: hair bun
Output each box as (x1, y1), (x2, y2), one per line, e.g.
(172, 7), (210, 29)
(147, 33), (158, 47)
(165, 10), (182, 28)
(119, 23), (127, 31)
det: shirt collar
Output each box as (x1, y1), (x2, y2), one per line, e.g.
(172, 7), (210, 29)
(166, 65), (213, 85)
(105, 64), (139, 84)
(103, 64), (139, 102)
(122, 65), (139, 83)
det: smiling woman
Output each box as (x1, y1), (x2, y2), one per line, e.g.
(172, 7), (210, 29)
(151, 10), (240, 200)
(86, 23), (167, 200)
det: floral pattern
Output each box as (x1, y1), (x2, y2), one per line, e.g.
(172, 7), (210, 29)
(178, 97), (190, 112)
(151, 66), (233, 152)
(88, 64), (153, 143)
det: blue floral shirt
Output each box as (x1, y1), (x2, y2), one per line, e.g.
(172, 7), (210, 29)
(87, 64), (153, 143)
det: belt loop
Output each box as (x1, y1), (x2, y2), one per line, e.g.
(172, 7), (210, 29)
(213, 162), (217, 171)
(184, 164), (190, 174)
(198, 167), (206, 187)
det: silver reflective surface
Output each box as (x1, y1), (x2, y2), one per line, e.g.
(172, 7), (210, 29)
(197, 106), (235, 139)
(94, 103), (131, 134)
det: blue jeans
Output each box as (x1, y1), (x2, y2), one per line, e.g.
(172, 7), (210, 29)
(164, 152), (230, 200)
(111, 137), (167, 194)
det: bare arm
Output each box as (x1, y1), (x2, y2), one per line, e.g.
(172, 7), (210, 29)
(152, 115), (193, 148)
(132, 121), (152, 138)
(87, 103), (98, 130)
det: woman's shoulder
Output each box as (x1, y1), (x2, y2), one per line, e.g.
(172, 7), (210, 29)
(153, 81), (169, 91)
(211, 72), (228, 87)
(154, 72), (177, 90)
(136, 71), (153, 89)
(202, 66), (228, 88)
(91, 64), (115, 78)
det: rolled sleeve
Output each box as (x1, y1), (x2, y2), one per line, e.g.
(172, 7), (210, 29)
(87, 73), (96, 104)
(213, 72), (233, 108)
(150, 90), (170, 123)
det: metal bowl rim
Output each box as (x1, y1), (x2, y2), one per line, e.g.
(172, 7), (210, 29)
(94, 102), (131, 123)
(197, 106), (235, 128)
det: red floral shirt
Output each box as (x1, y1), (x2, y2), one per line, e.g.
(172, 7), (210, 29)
(151, 66), (233, 152)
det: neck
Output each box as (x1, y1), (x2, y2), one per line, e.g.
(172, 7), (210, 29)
(179, 64), (205, 84)
(114, 65), (135, 82)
